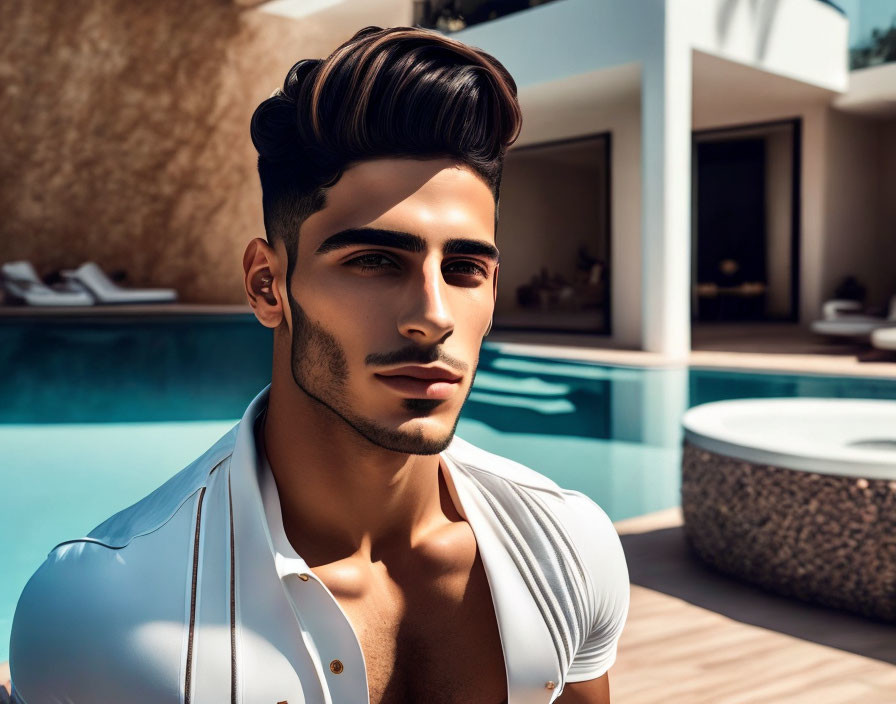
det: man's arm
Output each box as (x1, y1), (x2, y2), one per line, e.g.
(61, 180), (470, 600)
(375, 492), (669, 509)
(556, 672), (611, 703)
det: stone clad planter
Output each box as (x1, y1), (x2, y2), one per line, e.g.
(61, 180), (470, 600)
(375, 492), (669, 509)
(680, 398), (896, 622)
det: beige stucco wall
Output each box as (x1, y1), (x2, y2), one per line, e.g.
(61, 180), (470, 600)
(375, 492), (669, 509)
(0, 1), (393, 303)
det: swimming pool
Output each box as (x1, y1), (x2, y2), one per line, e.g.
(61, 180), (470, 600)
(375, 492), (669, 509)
(3, 316), (896, 660)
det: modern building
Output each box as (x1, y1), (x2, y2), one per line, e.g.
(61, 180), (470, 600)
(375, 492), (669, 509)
(261, 0), (896, 360)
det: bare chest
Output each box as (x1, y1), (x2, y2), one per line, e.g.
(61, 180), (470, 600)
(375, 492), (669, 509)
(351, 603), (507, 704)
(318, 543), (507, 704)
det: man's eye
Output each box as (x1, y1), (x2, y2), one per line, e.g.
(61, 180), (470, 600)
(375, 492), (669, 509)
(347, 253), (398, 271)
(345, 255), (487, 278)
(445, 260), (488, 277)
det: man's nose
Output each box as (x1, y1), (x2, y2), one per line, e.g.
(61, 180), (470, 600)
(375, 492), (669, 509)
(397, 259), (454, 341)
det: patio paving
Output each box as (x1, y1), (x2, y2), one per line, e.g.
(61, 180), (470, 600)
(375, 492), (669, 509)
(610, 508), (896, 703)
(487, 321), (896, 377)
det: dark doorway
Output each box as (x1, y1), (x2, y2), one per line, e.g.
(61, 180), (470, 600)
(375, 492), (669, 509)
(696, 138), (766, 320)
(692, 120), (800, 323)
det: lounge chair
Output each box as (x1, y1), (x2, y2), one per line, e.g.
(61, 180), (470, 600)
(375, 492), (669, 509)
(870, 326), (896, 351)
(810, 294), (896, 339)
(0, 261), (94, 306)
(61, 261), (178, 304)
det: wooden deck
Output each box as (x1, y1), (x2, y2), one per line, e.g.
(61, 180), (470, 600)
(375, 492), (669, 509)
(609, 509), (896, 703)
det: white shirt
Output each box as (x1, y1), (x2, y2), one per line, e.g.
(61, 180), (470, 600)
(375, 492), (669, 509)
(10, 385), (629, 704)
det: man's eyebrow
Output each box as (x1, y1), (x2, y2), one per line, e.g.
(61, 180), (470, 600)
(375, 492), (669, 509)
(443, 238), (500, 263)
(314, 227), (500, 263)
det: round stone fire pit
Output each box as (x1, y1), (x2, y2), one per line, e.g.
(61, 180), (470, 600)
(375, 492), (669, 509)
(681, 398), (896, 622)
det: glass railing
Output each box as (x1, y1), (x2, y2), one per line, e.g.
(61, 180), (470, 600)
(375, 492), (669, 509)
(412, 0), (564, 33)
(839, 0), (896, 69)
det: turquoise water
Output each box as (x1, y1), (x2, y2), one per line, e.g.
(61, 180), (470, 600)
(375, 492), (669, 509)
(3, 318), (896, 660)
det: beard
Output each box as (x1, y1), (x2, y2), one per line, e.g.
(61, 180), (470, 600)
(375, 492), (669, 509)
(286, 286), (473, 455)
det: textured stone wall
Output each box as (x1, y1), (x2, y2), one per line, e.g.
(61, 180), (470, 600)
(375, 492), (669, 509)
(681, 440), (896, 622)
(0, 1), (351, 303)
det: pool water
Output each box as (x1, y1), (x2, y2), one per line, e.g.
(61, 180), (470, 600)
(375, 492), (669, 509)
(3, 317), (896, 660)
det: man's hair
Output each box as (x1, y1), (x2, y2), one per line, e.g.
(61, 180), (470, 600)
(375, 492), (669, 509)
(249, 25), (523, 278)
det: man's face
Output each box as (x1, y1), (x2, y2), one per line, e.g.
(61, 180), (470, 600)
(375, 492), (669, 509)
(282, 157), (498, 455)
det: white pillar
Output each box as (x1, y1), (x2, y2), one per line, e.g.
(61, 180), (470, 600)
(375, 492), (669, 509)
(640, 7), (692, 360)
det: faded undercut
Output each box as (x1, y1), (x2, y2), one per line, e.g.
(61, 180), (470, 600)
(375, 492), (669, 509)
(249, 25), (523, 282)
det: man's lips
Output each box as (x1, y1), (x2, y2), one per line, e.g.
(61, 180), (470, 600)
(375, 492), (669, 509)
(374, 366), (463, 399)
(375, 365), (462, 382)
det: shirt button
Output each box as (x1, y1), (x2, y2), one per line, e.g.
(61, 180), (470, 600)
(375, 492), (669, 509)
(298, 573), (311, 581)
(329, 659), (344, 674)
(545, 681), (556, 690)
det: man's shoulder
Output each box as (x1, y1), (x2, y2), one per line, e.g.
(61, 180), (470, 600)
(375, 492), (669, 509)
(445, 435), (629, 682)
(8, 425), (240, 702)
(444, 434), (565, 494)
(444, 434), (618, 544)
(81, 423), (237, 549)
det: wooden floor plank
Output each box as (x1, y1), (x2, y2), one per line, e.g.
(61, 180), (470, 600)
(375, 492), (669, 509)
(609, 510), (896, 704)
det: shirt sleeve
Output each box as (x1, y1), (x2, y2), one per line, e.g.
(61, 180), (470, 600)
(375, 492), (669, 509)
(560, 490), (630, 683)
(9, 531), (189, 703)
(9, 547), (85, 703)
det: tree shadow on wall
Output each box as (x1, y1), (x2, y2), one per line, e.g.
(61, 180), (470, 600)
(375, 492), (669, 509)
(0, 0), (269, 301)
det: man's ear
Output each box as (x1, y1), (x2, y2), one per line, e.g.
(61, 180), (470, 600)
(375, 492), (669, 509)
(492, 263), (499, 305)
(243, 237), (284, 329)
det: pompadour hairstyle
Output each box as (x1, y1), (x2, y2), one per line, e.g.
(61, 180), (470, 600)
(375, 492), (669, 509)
(249, 25), (523, 279)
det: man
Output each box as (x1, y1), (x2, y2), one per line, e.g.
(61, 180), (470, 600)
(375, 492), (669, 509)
(6, 25), (629, 703)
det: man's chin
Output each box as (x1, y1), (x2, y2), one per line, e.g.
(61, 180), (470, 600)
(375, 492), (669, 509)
(366, 425), (456, 456)
(351, 414), (459, 455)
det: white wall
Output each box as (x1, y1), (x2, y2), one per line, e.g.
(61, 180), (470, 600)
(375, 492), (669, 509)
(823, 112), (896, 311)
(880, 119), (896, 307)
(452, 0), (665, 89)
(454, 0), (664, 352)
(677, 0), (849, 92)
(765, 128), (793, 318)
(455, 0), (847, 97)
(836, 62), (896, 115)
(680, 0), (848, 330)
(507, 88), (643, 346)
(456, 0), (849, 353)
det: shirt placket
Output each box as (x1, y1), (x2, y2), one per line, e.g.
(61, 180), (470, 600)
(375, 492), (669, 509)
(275, 553), (370, 704)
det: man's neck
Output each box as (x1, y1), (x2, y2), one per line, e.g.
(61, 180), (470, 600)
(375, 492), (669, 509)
(260, 380), (456, 568)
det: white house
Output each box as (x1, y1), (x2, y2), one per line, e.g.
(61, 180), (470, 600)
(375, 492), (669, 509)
(260, 0), (896, 361)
